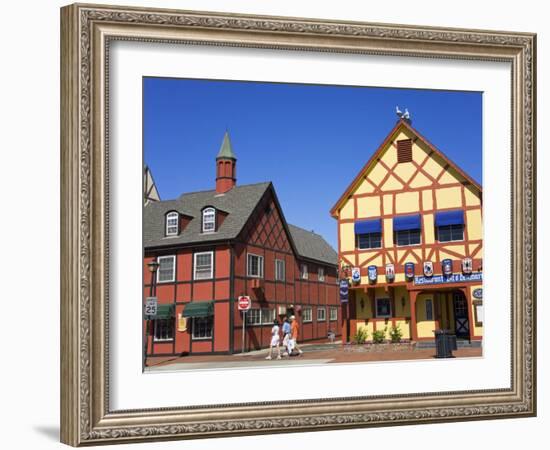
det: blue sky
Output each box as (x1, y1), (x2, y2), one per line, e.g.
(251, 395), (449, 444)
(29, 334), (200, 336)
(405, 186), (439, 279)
(144, 78), (482, 249)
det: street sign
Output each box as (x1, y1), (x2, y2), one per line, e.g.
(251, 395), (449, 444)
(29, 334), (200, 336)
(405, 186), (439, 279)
(144, 296), (158, 316)
(238, 295), (251, 311)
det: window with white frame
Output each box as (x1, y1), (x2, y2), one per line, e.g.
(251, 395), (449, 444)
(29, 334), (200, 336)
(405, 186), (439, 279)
(302, 306), (312, 322)
(246, 309), (262, 325)
(165, 211), (179, 236)
(300, 263), (308, 279)
(317, 307), (326, 321)
(275, 259), (285, 281)
(318, 267), (325, 282)
(194, 251), (213, 280)
(153, 319), (174, 341)
(157, 255), (175, 283)
(202, 207), (216, 233)
(330, 307), (338, 321)
(376, 298), (392, 318)
(247, 253), (264, 278)
(261, 308), (276, 324)
(192, 316), (213, 339)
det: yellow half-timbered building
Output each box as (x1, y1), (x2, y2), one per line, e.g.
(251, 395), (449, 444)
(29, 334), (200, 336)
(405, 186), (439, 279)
(331, 117), (483, 345)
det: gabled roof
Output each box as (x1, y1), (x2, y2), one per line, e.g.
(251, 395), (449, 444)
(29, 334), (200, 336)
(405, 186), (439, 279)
(330, 119), (482, 217)
(287, 224), (338, 266)
(144, 182), (338, 266)
(144, 182), (270, 248)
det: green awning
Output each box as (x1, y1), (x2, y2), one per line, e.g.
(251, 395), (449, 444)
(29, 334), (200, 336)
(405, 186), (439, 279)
(183, 301), (214, 318)
(147, 304), (174, 320)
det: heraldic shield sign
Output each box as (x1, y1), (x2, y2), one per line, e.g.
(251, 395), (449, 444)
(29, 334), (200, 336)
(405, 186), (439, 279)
(368, 265), (377, 282)
(462, 257), (473, 274)
(351, 267), (361, 284)
(423, 261), (433, 277)
(442, 259), (453, 276)
(404, 262), (415, 280)
(385, 264), (395, 281)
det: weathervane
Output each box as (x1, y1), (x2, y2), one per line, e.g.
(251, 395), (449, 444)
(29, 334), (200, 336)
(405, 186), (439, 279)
(395, 105), (411, 122)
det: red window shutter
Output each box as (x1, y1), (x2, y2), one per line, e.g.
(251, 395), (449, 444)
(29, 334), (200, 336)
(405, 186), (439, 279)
(397, 139), (413, 163)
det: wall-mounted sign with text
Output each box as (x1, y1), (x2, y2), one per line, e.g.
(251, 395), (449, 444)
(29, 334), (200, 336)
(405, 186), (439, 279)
(414, 272), (482, 286)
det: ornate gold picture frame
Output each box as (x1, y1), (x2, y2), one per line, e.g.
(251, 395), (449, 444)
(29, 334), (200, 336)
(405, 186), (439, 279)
(60, 3), (536, 446)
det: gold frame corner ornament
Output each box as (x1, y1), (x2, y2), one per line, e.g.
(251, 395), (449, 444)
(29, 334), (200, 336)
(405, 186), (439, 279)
(60, 3), (536, 446)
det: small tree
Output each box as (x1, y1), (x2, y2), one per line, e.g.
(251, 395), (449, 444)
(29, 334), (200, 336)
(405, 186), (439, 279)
(389, 324), (403, 343)
(353, 327), (369, 344)
(372, 328), (386, 344)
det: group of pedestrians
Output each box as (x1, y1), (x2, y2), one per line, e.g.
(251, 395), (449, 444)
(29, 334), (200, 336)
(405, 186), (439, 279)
(265, 315), (304, 360)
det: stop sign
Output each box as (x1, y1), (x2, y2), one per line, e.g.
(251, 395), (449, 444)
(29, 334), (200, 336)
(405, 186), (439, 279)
(237, 296), (251, 311)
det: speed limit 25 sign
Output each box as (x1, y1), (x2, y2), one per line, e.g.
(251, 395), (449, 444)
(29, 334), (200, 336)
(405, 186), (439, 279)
(144, 296), (158, 317)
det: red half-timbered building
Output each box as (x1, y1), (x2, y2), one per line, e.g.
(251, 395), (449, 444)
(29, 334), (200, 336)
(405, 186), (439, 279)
(143, 132), (340, 358)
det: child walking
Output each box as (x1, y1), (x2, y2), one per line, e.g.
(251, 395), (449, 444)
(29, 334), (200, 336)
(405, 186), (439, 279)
(265, 319), (282, 360)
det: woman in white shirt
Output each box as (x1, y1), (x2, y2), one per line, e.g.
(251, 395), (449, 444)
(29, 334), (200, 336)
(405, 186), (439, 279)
(265, 319), (282, 360)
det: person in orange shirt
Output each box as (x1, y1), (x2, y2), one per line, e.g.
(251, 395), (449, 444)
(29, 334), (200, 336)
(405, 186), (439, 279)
(289, 315), (303, 356)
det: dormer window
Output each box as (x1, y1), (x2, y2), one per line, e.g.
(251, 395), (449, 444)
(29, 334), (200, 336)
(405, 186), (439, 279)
(202, 207), (216, 233)
(165, 211), (179, 236)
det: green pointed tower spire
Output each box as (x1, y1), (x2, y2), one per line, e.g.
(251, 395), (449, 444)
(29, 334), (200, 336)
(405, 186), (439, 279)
(216, 131), (237, 160)
(215, 131), (237, 193)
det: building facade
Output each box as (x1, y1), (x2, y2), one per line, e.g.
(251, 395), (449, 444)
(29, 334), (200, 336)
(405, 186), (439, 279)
(331, 118), (483, 344)
(143, 133), (340, 358)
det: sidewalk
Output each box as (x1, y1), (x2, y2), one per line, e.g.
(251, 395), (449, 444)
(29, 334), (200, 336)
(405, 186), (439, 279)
(145, 341), (482, 371)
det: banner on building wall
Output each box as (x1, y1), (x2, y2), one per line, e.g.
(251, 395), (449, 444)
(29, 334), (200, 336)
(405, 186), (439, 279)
(414, 272), (482, 286)
(339, 279), (349, 303)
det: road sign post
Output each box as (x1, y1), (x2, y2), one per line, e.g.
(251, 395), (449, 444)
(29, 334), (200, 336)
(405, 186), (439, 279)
(238, 296), (251, 353)
(143, 296), (157, 369)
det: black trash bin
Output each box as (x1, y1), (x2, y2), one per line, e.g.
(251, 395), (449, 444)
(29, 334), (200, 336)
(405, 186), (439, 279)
(434, 329), (457, 358)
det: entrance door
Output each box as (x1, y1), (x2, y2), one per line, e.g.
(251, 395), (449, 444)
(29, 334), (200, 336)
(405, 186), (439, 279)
(452, 291), (470, 339)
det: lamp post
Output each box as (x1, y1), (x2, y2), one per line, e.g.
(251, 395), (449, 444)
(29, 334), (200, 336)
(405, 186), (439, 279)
(143, 260), (159, 369)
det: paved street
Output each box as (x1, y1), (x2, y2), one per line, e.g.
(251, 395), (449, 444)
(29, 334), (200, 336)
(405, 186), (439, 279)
(145, 342), (482, 372)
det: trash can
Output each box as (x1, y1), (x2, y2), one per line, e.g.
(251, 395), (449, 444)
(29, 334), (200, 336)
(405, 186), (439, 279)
(327, 330), (335, 343)
(434, 329), (457, 358)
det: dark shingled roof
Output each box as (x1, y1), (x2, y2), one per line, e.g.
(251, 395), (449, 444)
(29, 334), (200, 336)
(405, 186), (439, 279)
(144, 182), (271, 248)
(287, 224), (338, 266)
(144, 182), (337, 266)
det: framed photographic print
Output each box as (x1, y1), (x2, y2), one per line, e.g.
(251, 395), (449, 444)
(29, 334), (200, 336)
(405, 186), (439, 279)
(60, 3), (536, 446)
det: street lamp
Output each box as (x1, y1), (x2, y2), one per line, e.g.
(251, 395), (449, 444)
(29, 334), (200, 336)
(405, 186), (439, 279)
(144, 259), (160, 369)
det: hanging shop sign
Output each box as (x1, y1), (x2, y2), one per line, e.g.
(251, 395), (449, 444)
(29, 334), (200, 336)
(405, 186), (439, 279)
(385, 263), (395, 281)
(368, 265), (378, 282)
(442, 259), (453, 276)
(339, 279), (349, 303)
(473, 288), (483, 299)
(177, 313), (187, 332)
(423, 261), (434, 277)
(404, 262), (415, 281)
(414, 272), (483, 286)
(351, 267), (361, 284)
(462, 257), (473, 274)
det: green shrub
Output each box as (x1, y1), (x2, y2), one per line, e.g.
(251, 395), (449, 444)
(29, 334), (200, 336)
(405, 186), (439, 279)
(353, 327), (369, 344)
(389, 324), (403, 343)
(372, 328), (386, 344)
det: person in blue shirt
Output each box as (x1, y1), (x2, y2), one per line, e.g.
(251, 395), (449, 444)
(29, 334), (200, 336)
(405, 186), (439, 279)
(281, 316), (292, 357)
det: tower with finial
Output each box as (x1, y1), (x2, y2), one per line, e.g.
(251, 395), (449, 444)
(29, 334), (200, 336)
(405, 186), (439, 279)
(215, 131), (237, 194)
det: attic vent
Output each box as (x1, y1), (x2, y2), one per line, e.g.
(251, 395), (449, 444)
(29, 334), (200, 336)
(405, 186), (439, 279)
(397, 139), (413, 163)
